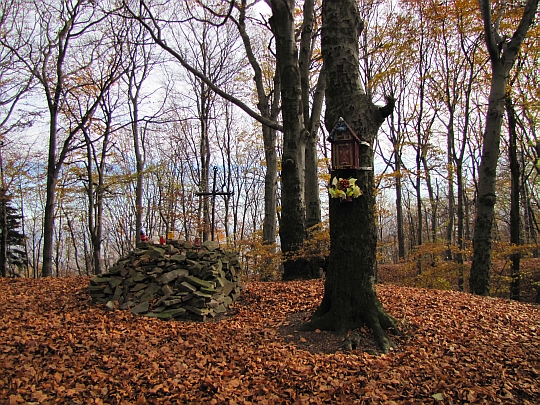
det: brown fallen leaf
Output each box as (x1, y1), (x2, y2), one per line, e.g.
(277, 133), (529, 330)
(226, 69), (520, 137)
(0, 277), (539, 404)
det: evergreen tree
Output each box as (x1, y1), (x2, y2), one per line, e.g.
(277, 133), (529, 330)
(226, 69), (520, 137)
(0, 190), (27, 277)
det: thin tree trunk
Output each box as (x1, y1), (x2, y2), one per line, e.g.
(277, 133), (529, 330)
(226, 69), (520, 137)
(84, 133), (97, 274)
(18, 179), (30, 277)
(62, 205), (82, 275)
(415, 151), (423, 274)
(389, 114), (405, 260)
(0, 146), (7, 277)
(199, 110), (211, 242)
(236, 3), (280, 244)
(506, 94), (520, 301)
(421, 155), (437, 243)
(133, 112), (144, 245)
(446, 124), (455, 260)
(455, 51), (476, 292)
(456, 164), (465, 291)
(395, 171), (405, 260)
(304, 71), (325, 229)
(42, 114), (59, 277)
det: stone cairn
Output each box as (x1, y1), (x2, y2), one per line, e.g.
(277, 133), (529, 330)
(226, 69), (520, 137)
(88, 240), (243, 321)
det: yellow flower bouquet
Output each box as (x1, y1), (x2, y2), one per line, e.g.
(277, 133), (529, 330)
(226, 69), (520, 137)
(329, 177), (363, 200)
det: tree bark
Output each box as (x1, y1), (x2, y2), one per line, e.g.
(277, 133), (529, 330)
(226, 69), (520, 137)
(41, 112), (59, 277)
(84, 134), (98, 275)
(301, 0), (324, 230)
(301, 0), (398, 353)
(506, 94), (520, 301)
(83, 106), (111, 276)
(456, 164), (465, 291)
(262, 125), (279, 244)
(470, 65), (506, 295)
(236, 2), (279, 244)
(129, 83), (145, 245)
(415, 143), (423, 275)
(446, 122), (455, 260)
(388, 113), (405, 260)
(470, 0), (539, 295)
(271, 0), (323, 279)
(455, 42), (477, 292)
(395, 170), (405, 261)
(421, 154), (437, 243)
(304, 70), (325, 230)
(199, 106), (211, 242)
(269, 0), (309, 280)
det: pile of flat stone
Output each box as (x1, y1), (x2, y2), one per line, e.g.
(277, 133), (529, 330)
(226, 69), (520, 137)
(88, 240), (243, 321)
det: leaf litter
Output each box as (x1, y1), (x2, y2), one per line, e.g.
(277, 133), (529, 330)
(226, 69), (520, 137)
(0, 277), (538, 404)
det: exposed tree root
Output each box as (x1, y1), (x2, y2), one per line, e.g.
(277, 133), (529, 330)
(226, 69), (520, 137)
(300, 303), (400, 354)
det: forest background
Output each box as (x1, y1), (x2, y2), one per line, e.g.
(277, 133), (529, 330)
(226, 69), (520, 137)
(0, 0), (539, 302)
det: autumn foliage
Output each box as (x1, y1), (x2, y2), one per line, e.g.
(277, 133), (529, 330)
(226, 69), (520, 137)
(1, 277), (539, 404)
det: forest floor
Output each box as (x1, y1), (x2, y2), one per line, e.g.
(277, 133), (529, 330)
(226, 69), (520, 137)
(1, 276), (539, 404)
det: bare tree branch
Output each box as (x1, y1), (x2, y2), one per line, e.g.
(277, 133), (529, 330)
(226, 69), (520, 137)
(121, 0), (283, 132)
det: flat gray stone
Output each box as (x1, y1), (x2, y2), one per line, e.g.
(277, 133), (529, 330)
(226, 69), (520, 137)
(159, 269), (188, 284)
(145, 308), (186, 319)
(202, 240), (220, 251)
(177, 281), (197, 293)
(131, 301), (149, 314)
(185, 275), (214, 289)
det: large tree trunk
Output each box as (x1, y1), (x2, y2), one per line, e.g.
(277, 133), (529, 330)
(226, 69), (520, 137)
(274, 0), (324, 279)
(470, 0), (539, 295)
(270, 0), (310, 280)
(470, 65), (506, 295)
(301, 0), (398, 353)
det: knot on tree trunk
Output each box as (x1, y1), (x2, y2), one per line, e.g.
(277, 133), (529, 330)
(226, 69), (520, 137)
(479, 193), (497, 207)
(283, 158), (295, 168)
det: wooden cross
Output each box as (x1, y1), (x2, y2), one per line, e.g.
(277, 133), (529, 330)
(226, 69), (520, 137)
(195, 167), (233, 241)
